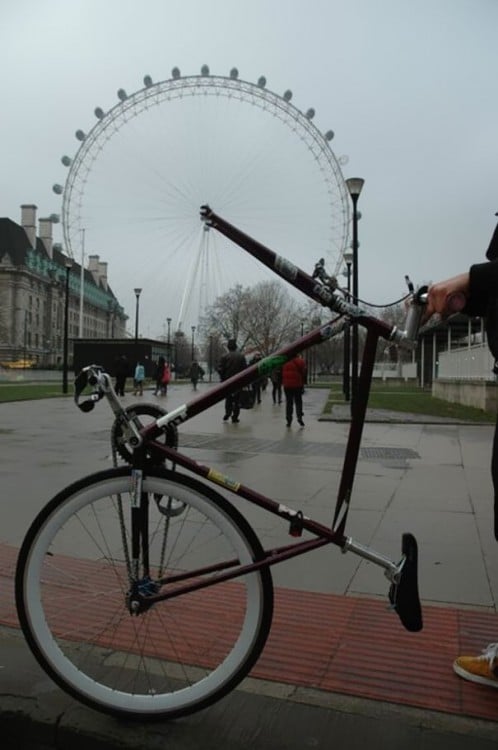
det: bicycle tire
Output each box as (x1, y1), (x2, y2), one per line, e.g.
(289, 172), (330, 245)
(15, 467), (273, 720)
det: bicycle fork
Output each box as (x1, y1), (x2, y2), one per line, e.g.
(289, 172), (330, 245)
(126, 468), (159, 614)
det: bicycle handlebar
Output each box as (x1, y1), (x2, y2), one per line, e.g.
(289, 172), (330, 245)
(399, 285), (466, 344)
(74, 366), (113, 413)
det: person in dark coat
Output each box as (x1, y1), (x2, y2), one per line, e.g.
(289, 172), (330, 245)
(424, 216), (498, 688)
(270, 366), (283, 405)
(189, 360), (204, 390)
(217, 339), (247, 423)
(114, 354), (128, 397)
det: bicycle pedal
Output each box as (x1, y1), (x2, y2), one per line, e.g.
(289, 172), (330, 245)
(389, 532), (423, 632)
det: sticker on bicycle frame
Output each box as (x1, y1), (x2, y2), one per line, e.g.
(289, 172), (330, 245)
(312, 282), (333, 304)
(320, 321), (345, 340)
(130, 469), (143, 507)
(207, 469), (240, 492)
(274, 255), (298, 281)
(258, 354), (286, 376)
(156, 404), (187, 428)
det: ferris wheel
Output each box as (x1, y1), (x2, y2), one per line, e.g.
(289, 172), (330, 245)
(53, 66), (351, 338)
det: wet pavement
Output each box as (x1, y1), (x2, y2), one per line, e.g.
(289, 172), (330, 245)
(1, 381), (497, 747)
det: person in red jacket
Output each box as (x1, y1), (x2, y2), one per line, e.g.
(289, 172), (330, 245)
(282, 354), (307, 427)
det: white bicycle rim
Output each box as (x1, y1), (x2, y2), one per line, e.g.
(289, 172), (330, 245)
(19, 472), (268, 717)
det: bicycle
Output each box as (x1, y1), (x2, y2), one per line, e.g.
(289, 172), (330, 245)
(15, 206), (452, 721)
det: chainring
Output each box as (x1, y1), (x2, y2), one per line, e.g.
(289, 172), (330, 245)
(111, 403), (178, 466)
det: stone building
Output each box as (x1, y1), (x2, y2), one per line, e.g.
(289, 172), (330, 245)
(0, 204), (126, 367)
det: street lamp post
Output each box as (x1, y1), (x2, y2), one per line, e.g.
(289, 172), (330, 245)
(208, 334), (213, 382)
(191, 325), (196, 361)
(134, 288), (142, 350)
(62, 260), (72, 394)
(345, 177), (364, 413)
(166, 317), (172, 362)
(342, 248), (353, 402)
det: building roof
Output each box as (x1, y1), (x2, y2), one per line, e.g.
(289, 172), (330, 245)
(419, 313), (482, 344)
(0, 218), (31, 264)
(0, 217), (122, 314)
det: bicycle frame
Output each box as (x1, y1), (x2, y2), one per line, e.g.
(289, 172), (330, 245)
(75, 207), (423, 631)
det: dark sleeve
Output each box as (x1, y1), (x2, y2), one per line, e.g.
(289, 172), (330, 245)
(466, 260), (498, 316)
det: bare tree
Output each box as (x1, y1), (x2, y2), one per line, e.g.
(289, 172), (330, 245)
(375, 302), (410, 362)
(242, 281), (302, 355)
(200, 284), (252, 349)
(200, 281), (303, 356)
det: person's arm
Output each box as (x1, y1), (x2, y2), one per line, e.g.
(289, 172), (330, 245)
(425, 259), (498, 320)
(469, 260), (498, 299)
(424, 272), (470, 320)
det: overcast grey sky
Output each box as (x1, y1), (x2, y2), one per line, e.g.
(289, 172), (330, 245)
(1, 0), (497, 339)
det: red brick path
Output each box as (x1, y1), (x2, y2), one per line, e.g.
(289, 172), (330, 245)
(2, 542), (496, 721)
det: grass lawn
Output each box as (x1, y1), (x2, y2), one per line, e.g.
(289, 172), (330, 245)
(0, 379), (495, 424)
(0, 383), (69, 402)
(320, 381), (495, 423)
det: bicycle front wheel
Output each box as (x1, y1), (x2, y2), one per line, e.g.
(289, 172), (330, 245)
(16, 467), (273, 720)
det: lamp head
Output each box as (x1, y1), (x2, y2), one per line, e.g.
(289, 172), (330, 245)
(345, 177), (365, 199)
(343, 247), (354, 265)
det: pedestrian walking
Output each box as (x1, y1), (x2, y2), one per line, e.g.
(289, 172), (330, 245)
(154, 356), (171, 396)
(270, 366), (282, 405)
(282, 354), (307, 427)
(249, 353), (264, 404)
(114, 354), (128, 397)
(189, 360), (204, 390)
(217, 339), (247, 423)
(133, 361), (145, 396)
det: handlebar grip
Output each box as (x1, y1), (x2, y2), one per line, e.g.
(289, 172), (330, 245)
(404, 302), (424, 341)
(401, 288), (467, 345)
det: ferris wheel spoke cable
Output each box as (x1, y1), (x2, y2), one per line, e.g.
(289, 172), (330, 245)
(177, 228), (208, 329)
